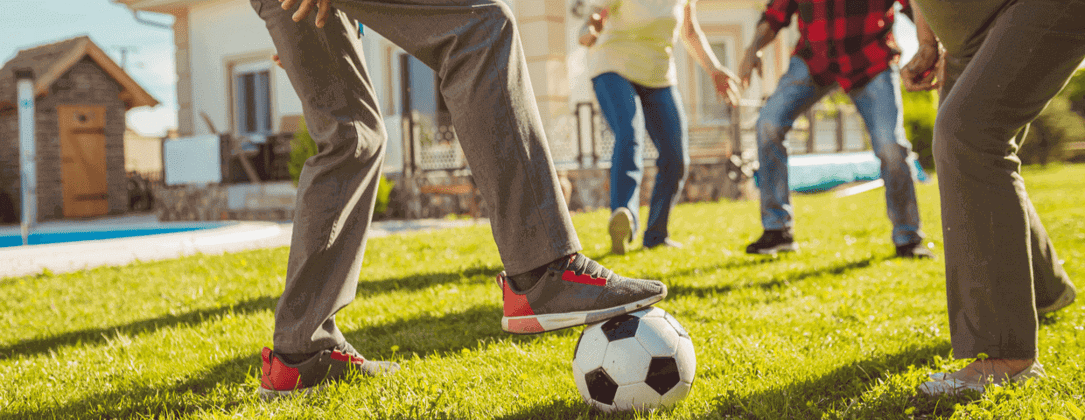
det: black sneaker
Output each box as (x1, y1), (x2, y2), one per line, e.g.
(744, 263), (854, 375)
(258, 342), (399, 400)
(608, 208), (635, 255)
(745, 230), (797, 255)
(497, 253), (667, 334)
(895, 241), (935, 259)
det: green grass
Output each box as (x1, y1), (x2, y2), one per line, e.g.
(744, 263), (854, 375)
(2, 164), (1085, 419)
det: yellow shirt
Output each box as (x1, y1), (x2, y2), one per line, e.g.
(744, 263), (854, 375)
(587, 0), (689, 88)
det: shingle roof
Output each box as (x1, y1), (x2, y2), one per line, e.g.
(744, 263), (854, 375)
(0, 35), (158, 110)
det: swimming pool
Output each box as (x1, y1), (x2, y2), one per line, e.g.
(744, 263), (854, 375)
(0, 222), (233, 248)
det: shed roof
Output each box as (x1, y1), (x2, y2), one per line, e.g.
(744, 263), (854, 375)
(0, 35), (159, 111)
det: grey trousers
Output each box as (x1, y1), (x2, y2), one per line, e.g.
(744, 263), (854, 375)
(919, 0), (1084, 359)
(250, 0), (581, 353)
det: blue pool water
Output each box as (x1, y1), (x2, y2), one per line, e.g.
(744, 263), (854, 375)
(0, 223), (232, 248)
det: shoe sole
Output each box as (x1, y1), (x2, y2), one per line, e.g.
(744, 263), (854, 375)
(747, 242), (798, 255)
(502, 292), (666, 334)
(609, 209), (633, 255)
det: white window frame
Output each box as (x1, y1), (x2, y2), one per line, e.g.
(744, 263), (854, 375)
(232, 60), (273, 138)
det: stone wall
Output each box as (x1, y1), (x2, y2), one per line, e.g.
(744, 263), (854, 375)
(156, 181), (296, 222)
(0, 111), (18, 223)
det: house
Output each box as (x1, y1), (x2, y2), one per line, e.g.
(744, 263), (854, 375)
(0, 36), (159, 222)
(113, 0), (797, 173)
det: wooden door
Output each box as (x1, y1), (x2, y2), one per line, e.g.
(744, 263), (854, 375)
(58, 105), (109, 218)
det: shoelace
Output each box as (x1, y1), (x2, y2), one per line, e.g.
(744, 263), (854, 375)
(557, 253), (615, 281)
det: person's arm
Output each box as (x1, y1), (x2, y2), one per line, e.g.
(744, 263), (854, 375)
(739, 0), (793, 88)
(900, 4), (944, 91)
(679, 0), (740, 106)
(578, 9), (607, 47)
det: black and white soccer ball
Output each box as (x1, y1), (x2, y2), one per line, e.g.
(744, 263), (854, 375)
(571, 307), (695, 412)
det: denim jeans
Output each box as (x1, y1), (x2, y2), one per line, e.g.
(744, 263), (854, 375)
(592, 72), (689, 248)
(756, 56), (923, 246)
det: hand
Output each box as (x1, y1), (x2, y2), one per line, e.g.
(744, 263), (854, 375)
(738, 49), (763, 89)
(578, 12), (604, 47)
(902, 42), (944, 92)
(279, 0), (332, 28)
(272, 54), (283, 69)
(711, 67), (741, 108)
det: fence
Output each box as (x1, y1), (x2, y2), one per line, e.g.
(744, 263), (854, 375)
(403, 99), (873, 175)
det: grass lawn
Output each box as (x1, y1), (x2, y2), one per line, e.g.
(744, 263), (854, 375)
(2, 164), (1085, 419)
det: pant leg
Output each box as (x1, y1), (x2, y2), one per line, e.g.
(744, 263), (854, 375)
(637, 84), (689, 248)
(932, 0), (1085, 359)
(848, 68), (924, 246)
(251, 0), (387, 353)
(337, 0), (580, 276)
(593, 72), (645, 234)
(755, 56), (835, 232)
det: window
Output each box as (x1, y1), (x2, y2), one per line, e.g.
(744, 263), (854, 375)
(233, 61), (272, 136)
(696, 38), (735, 124)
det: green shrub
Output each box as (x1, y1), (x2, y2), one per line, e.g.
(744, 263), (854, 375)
(1019, 96), (1085, 165)
(901, 87), (938, 170)
(289, 118), (396, 216)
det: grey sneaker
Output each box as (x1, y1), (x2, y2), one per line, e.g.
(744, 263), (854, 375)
(497, 253), (667, 334)
(609, 208), (634, 255)
(258, 342), (399, 400)
(1038, 284), (1077, 315)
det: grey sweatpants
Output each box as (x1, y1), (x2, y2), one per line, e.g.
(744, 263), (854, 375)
(917, 0), (1084, 359)
(250, 0), (581, 354)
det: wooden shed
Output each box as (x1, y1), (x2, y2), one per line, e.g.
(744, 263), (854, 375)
(0, 36), (158, 222)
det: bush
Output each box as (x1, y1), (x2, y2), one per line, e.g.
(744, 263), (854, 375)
(1019, 96), (1085, 165)
(901, 87), (938, 170)
(289, 118), (396, 216)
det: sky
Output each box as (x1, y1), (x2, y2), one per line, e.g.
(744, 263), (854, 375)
(1, 0), (177, 137)
(0, 0), (921, 138)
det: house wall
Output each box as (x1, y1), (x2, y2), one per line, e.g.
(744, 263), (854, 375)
(0, 112), (19, 222)
(34, 58), (129, 221)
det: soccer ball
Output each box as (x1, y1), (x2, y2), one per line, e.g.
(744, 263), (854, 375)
(571, 307), (695, 412)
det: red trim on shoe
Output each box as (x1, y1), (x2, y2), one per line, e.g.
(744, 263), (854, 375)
(329, 350), (364, 364)
(507, 317), (545, 333)
(561, 270), (606, 287)
(499, 273), (536, 317)
(260, 347), (302, 391)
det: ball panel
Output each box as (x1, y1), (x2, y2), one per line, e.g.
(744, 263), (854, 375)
(658, 379), (692, 408)
(675, 337), (697, 384)
(585, 367), (619, 406)
(600, 314), (640, 341)
(645, 357), (682, 395)
(573, 324), (608, 373)
(636, 317), (680, 357)
(663, 311), (690, 338)
(613, 382), (663, 412)
(572, 361), (592, 405)
(602, 337), (653, 386)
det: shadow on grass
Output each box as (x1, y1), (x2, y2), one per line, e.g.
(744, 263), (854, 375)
(0, 261), (501, 361)
(667, 255), (888, 298)
(705, 342), (954, 419)
(0, 305), (549, 419)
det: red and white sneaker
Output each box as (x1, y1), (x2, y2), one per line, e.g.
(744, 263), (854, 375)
(497, 253), (667, 334)
(258, 343), (399, 400)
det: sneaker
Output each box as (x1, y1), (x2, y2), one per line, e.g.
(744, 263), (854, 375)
(497, 253), (667, 334)
(608, 208), (634, 255)
(896, 241), (935, 259)
(646, 238), (683, 250)
(919, 361), (1045, 396)
(745, 230), (797, 255)
(258, 342), (399, 400)
(1038, 284), (1077, 315)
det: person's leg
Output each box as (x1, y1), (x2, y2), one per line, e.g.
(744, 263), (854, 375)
(637, 84), (689, 248)
(848, 68), (926, 250)
(593, 73), (644, 234)
(933, 0), (1085, 369)
(331, 0), (664, 334)
(749, 56), (833, 252)
(252, 0), (389, 356)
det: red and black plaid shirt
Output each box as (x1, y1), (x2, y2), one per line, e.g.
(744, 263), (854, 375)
(761, 0), (909, 92)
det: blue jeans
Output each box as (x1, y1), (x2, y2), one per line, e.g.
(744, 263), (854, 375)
(593, 72), (689, 248)
(756, 56), (923, 246)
